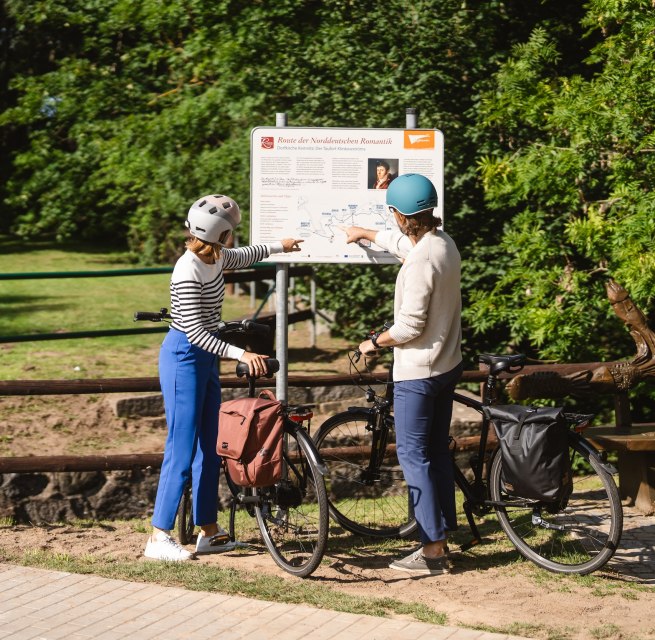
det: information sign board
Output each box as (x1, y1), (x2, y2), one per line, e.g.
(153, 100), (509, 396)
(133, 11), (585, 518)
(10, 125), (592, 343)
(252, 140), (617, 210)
(250, 127), (443, 264)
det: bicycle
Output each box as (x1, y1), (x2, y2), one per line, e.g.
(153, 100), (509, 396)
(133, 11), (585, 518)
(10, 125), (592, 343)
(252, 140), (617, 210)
(313, 336), (623, 575)
(134, 308), (329, 577)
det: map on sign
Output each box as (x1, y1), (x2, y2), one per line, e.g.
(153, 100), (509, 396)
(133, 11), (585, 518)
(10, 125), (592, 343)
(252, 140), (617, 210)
(250, 127), (444, 264)
(291, 193), (396, 263)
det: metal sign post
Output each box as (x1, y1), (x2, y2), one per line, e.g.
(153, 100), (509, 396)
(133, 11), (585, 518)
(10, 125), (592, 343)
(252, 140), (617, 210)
(275, 112), (289, 402)
(406, 107), (418, 129)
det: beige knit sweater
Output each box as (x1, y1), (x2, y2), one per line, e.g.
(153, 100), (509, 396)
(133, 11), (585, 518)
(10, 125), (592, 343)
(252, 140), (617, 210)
(374, 228), (462, 382)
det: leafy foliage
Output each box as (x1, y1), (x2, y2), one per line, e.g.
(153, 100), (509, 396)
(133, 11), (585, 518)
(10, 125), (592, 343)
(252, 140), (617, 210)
(1, 0), (556, 352)
(5, 0), (651, 375)
(470, 1), (655, 365)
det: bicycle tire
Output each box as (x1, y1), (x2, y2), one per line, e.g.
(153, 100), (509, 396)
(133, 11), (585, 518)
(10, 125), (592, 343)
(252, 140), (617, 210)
(177, 469), (240, 545)
(489, 434), (622, 574)
(255, 424), (329, 577)
(314, 409), (417, 538)
(176, 482), (195, 545)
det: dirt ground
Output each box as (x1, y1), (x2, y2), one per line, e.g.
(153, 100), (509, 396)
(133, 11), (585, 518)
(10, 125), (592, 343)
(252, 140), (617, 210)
(0, 393), (170, 458)
(1, 372), (654, 639)
(0, 513), (653, 640)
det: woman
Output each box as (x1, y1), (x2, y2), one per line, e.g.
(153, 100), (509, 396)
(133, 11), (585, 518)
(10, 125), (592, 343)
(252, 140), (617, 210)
(343, 173), (462, 576)
(144, 193), (302, 561)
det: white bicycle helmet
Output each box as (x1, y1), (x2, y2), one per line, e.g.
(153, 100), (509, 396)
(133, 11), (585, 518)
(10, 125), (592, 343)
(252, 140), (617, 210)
(185, 194), (241, 243)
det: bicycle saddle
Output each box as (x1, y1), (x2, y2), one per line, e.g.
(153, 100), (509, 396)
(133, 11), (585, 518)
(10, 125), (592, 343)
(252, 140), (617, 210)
(235, 358), (280, 378)
(478, 353), (526, 376)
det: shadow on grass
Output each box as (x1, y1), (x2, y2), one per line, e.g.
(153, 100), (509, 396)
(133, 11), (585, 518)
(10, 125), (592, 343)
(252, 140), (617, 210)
(288, 345), (349, 364)
(322, 518), (523, 584)
(287, 345), (354, 376)
(0, 296), (71, 334)
(0, 236), (130, 259)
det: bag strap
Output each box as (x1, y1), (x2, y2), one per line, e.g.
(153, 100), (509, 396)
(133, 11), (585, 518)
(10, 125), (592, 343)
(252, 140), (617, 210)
(512, 408), (537, 441)
(258, 389), (278, 402)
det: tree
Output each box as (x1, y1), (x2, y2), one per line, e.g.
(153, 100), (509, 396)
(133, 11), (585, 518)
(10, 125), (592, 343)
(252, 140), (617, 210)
(0, 0), (591, 355)
(470, 0), (655, 366)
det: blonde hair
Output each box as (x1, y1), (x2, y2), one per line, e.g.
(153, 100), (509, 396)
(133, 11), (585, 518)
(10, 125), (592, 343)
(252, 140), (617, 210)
(186, 236), (220, 261)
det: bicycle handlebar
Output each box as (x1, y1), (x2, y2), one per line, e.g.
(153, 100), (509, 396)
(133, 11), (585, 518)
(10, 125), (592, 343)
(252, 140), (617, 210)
(226, 319), (271, 336)
(134, 309), (271, 336)
(235, 358), (280, 378)
(134, 308), (171, 322)
(352, 321), (395, 362)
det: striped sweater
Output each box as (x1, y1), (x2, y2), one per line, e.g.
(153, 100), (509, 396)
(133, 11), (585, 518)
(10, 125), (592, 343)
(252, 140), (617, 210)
(169, 243), (282, 360)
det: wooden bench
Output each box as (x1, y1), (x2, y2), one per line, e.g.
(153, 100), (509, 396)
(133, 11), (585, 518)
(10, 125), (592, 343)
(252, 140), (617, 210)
(587, 424), (655, 515)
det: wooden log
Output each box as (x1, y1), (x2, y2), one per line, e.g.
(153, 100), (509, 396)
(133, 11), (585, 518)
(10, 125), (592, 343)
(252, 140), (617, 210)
(0, 453), (164, 474)
(0, 363), (611, 397)
(315, 434), (497, 461)
(0, 373), (374, 396)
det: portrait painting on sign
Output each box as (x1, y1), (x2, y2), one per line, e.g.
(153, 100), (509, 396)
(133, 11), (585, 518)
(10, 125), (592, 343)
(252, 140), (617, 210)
(368, 158), (398, 190)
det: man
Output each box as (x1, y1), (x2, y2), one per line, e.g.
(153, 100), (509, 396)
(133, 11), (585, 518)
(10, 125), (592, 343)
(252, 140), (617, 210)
(371, 160), (394, 189)
(344, 173), (463, 576)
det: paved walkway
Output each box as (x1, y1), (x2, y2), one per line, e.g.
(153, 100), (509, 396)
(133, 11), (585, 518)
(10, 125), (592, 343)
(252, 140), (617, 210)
(0, 504), (653, 640)
(0, 564), (530, 640)
(605, 502), (655, 583)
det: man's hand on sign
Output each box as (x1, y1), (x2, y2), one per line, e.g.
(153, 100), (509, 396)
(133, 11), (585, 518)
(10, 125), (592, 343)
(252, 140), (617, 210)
(339, 225), (376, 247)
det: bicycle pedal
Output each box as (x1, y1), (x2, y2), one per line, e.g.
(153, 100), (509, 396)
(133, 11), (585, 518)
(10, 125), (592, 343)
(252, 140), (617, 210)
(459, 538), (481, 552)
(208, 532), (232, 546)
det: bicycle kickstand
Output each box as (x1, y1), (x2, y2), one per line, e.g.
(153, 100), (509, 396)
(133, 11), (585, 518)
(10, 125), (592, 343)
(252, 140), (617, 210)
(459, 500), (483, 552)
(229, 499), (238, 544)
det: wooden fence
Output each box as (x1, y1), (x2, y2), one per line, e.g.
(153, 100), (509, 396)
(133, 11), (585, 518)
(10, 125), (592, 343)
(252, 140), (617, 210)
(0, 360), (625, 474)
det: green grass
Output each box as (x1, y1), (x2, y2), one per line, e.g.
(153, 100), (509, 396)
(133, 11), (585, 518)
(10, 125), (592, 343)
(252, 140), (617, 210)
(0, 236), (265, 379)
(0, 543), (448, 626)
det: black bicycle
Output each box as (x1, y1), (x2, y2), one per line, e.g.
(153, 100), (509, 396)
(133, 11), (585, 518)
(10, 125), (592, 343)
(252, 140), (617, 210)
(135, 309), (329, 577)
(314, 337), (623, 575)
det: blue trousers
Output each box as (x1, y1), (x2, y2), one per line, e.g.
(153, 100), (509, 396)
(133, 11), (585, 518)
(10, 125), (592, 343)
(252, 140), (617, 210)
(394, 362), (463, 544)
(152, 329), (222, 531)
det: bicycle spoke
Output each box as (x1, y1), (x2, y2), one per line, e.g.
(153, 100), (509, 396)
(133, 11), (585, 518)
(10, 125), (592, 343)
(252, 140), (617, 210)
(491, 440), (622, 574)
(315, 411), (416, 538)
(255, 428), (328, 577)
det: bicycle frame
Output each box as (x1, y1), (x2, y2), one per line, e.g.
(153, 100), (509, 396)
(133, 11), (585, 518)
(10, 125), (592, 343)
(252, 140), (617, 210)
(451, 383), (618, 551)
(324, 340), (623, 573)
(347, 348), (532, 549)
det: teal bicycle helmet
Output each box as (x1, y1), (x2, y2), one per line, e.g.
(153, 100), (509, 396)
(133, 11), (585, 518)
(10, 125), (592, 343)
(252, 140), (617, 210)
(386, 173), (438, 215)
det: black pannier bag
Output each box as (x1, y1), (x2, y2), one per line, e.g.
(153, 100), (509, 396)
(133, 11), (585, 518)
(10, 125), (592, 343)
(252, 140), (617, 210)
(482, 405), (573, 505)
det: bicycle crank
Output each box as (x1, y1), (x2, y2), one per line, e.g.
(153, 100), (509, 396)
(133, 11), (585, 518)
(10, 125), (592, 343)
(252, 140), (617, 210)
(532, 512), (566, 531)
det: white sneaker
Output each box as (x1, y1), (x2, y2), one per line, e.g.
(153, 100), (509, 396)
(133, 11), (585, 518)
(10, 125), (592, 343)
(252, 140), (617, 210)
(195, 527), (238, 554)
(144, 532), (194, 562)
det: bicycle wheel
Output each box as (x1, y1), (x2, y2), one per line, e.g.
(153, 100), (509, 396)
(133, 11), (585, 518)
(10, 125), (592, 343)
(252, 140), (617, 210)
(176, 482), (195, 545)
(314, 409), (417, 538)
(255, 424), (329, 577)
(490, 434), (622, 574)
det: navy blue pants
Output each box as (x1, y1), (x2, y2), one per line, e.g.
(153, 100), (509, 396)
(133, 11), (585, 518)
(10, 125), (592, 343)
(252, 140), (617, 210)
(394, 362), (463, 544)
(151, 329), (222, 531)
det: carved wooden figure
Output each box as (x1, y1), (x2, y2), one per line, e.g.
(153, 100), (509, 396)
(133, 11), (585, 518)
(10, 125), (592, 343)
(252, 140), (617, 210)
(507, 279), (655, 400)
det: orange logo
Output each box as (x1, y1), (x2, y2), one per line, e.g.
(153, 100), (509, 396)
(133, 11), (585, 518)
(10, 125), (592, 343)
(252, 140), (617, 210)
(261, 136), (274, 149)
(404, 130), (435, 149)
